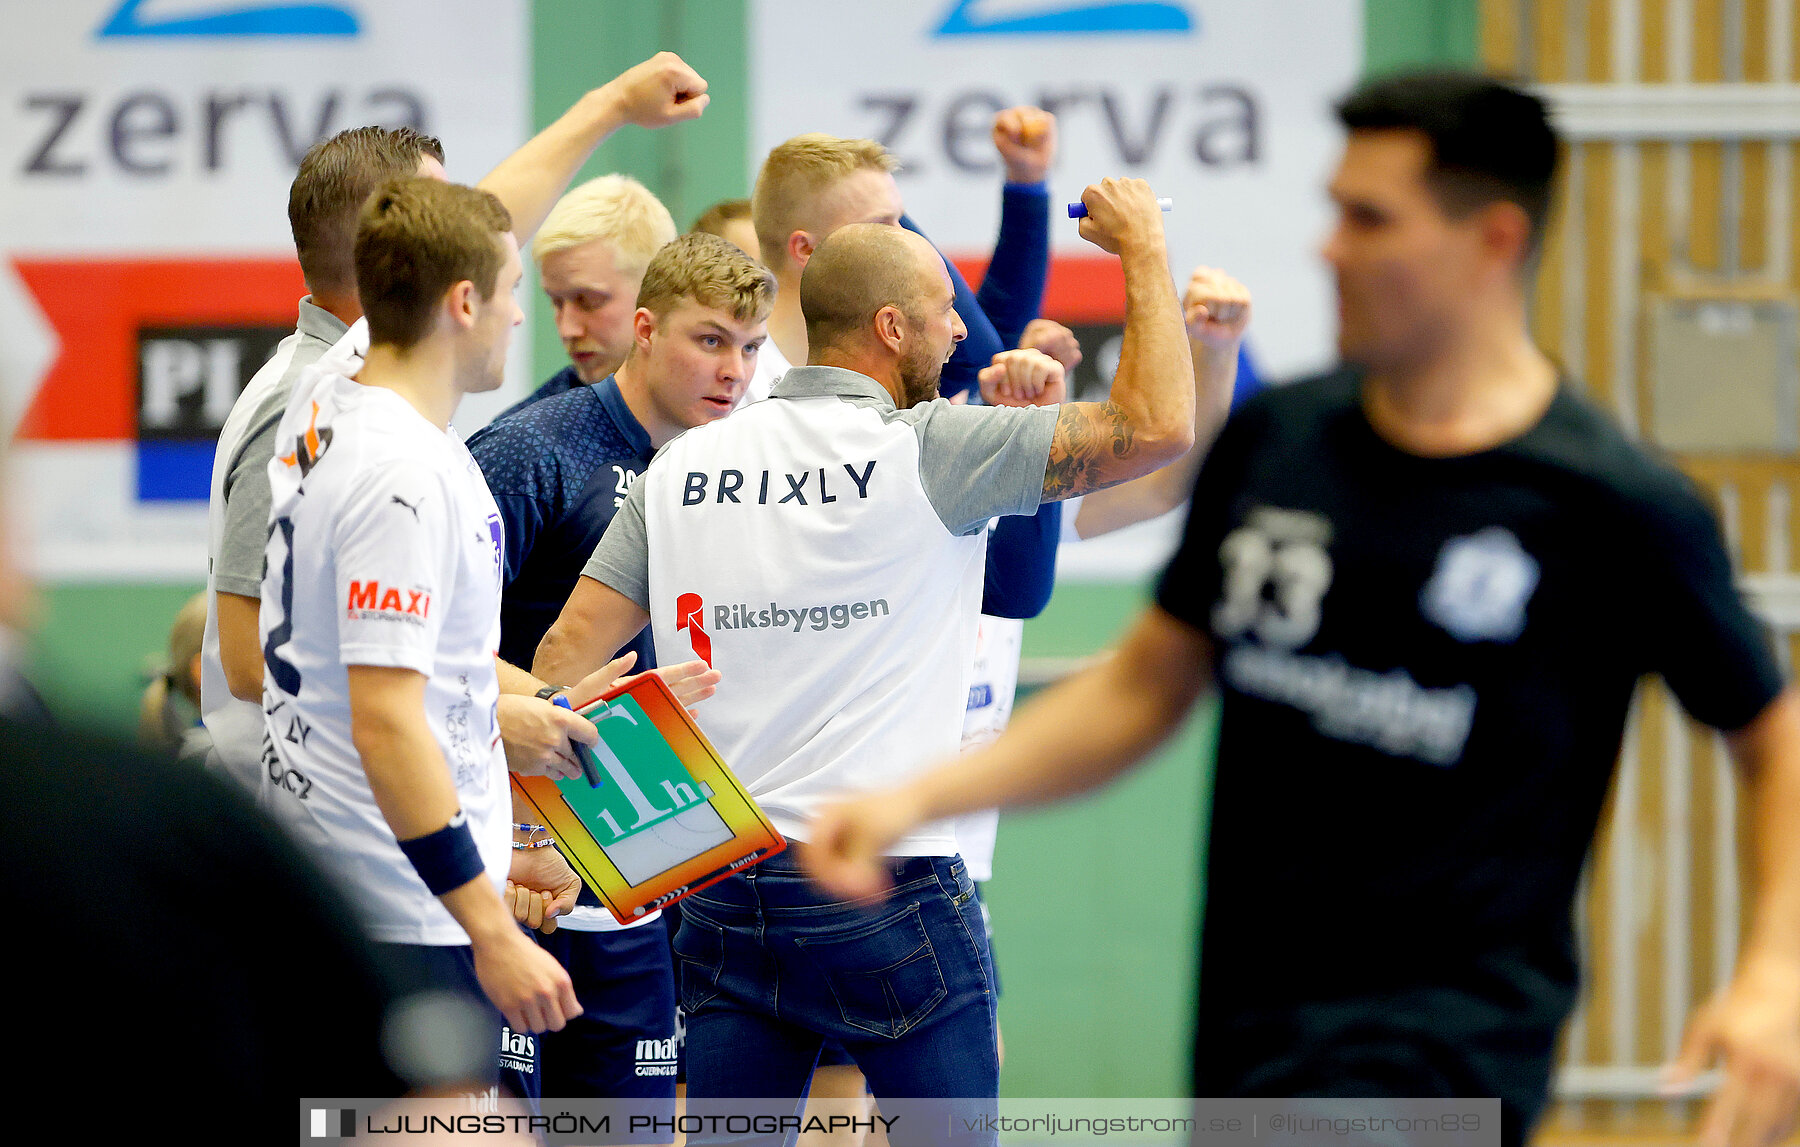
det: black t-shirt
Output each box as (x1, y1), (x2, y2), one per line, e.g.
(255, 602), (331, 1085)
(1157, 369), (1783, 1024)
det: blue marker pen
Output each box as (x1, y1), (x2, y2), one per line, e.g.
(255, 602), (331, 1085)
(1068, 197), (1173, 218)
(553, 693), (605, 789)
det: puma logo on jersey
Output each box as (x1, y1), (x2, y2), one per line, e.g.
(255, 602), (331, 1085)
(345, 579), (431, 624)
(389, 494), (420, 520)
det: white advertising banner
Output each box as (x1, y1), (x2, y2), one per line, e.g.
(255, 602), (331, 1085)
(751, 0), (1361, 579)
(1, 0), (526, 580)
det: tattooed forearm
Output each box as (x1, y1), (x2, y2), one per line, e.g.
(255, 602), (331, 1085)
(1044, 401), (1136, 499)
(1107, 401), (1134, 459)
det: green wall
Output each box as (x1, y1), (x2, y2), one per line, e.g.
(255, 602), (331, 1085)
(31, 581), (206, 730)
(1365, 0), (1481, 74)
(526, 0), (752, 389)
(27, 0), (1482, 1103)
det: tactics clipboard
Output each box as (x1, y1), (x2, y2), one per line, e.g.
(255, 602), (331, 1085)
(510, 672), (785, 924)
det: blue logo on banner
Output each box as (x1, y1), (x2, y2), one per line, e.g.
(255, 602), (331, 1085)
(933, 0), (1193, 37)
(98, 0), (359, 38)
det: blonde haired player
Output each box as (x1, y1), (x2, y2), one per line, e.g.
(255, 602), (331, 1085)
(491, 173), (681, 420)
(748, 109), (1056, 405)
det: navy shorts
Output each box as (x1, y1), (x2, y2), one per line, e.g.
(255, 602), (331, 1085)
(535, 921), (679, 1100)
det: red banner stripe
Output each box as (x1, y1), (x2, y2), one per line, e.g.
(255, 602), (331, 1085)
(949, 253), (1127, 326)
(13, 257), (305, 441)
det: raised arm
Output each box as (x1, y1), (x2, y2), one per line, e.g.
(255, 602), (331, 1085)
(1667, 686), (1800, 1146)
(1071, 266), (1252, 538)
(805, 605), (1213, 898)
(975, 106), (1055, 350)
(1041, 179), (1193, 501)
(477, 52), (707, 242)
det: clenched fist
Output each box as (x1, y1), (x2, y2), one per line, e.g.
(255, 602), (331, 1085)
(1183, 265), (1252, 348)
(1076, 178), (1166, 256)
(600, 51), (709, 129)
(993, 106), (1056, 184)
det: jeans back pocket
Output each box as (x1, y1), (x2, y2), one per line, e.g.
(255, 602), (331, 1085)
(671, 908), (727, 1013)
(794, 902), (948, 1039)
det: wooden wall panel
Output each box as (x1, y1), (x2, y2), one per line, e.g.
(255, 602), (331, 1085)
(1583, 142), (1616, 404)
(1689, 142), (1725, 271)
(1743, 142), (1770, 273)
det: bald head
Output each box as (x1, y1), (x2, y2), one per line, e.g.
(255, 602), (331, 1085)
(800, 224), (942, 356)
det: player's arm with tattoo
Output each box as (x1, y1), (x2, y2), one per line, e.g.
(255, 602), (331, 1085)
(1040, 178), (1194, 501)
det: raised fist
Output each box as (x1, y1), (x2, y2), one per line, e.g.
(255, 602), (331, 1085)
(601, 51), (709, 129)
(992, 106), (1056, 184)
(1075, 177), (1165, 256)
(1183, 265), (1252, 348)
(979, 348), (1066, 408)
(1018, 318), (1083, 374)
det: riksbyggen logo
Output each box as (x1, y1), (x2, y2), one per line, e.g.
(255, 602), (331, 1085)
(674, 593), (893, 667)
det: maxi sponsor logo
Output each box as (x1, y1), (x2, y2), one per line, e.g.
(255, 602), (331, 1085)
(345, 579), (432, 625)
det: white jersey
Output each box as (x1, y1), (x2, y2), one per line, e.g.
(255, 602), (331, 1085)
(742, 333), (792, 405)
(953, 612), (1026, 881)
(585, 365), (1057, 854)
(260, 364), (511, 945)
(320, 315), (371, 375)
(201, 299), (345, 829)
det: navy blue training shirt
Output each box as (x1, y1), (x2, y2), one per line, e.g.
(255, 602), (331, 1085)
(467, 375), (656, 672)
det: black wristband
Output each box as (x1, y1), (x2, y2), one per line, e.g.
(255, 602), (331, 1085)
(534, 684), (568, 701)
(396, 810), (485, 896)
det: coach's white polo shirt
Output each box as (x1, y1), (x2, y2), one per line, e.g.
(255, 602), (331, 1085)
(584, 365), (1058, 855)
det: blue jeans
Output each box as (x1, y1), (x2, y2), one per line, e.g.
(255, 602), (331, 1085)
(674, 852), (998, 1146)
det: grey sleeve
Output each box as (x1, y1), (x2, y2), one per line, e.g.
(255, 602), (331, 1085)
(581, 478), (651, 609)
(911, 401), (1059, 536)
(214, 412), (284, 597)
